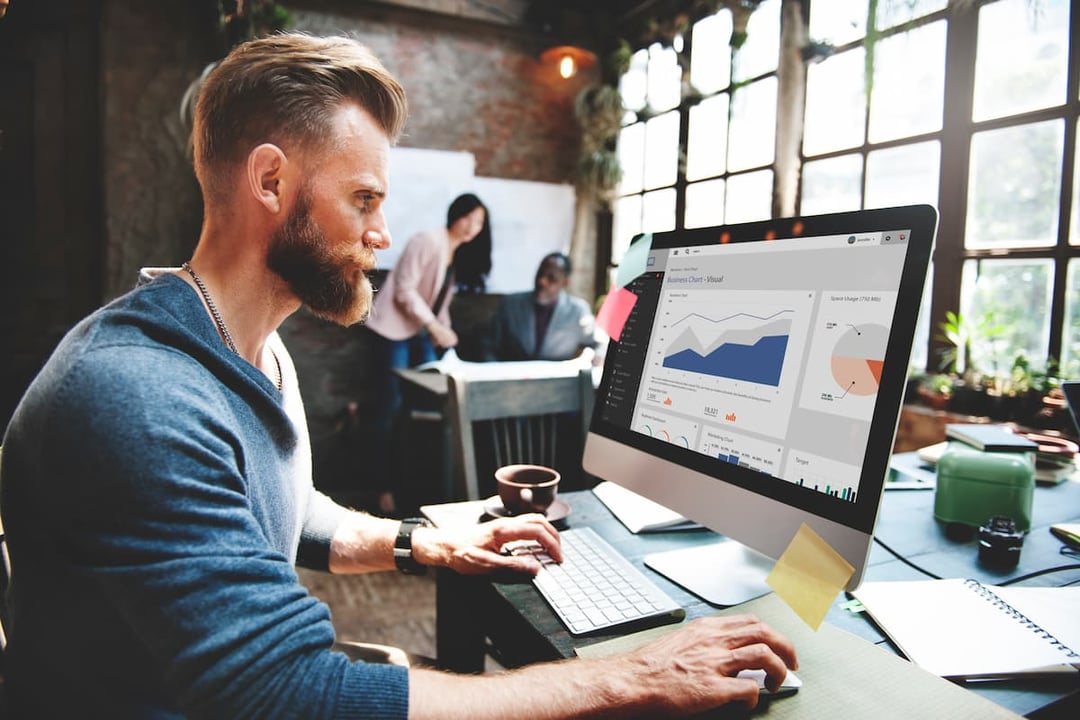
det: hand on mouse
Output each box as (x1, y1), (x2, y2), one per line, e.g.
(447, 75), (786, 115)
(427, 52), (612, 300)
(617, 613), (799, 713)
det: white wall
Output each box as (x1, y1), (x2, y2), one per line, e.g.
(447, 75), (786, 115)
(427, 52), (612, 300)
(380, 147), (575, 293)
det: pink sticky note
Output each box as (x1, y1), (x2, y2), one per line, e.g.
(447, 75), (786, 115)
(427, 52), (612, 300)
(596, 286), (638, 342)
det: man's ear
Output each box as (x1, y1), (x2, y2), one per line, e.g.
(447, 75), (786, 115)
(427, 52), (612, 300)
(248, 143), (288, 214)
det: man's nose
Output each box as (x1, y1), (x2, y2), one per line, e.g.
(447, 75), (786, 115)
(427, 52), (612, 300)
(365, 213), (392, 250)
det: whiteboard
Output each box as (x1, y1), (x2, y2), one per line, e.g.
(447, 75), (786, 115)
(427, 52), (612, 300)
(380, 147), (476, 270)
(473, 176), (575, 294)
(378, 147), (575, 294)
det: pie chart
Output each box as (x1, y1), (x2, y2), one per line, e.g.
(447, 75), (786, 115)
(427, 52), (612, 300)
(829, 323), (888, 397)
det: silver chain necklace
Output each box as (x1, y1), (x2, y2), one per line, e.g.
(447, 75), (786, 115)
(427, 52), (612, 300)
(181, 262), (281, 392)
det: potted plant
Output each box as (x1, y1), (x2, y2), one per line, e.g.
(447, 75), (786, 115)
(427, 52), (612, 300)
(934, 311), (1005, 417)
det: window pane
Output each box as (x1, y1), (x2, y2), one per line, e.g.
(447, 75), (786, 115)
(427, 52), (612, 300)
(801, 154), (863, 215)
(685, 178), (726, 229)
(728, 77), (776, 172)
(611, 194), (643, 265)
(643, 111), (680, 190)
(725, 170), (773, 224)
(966, 120), (1064, 249)
(803, 48), (866, 156)
(910, 261), (934, 373)
(960, 258), (1051, 379)
(876, 0), (947, 30)
(617, 123), (645, 195)
(691, 10), (732, 95)
(620, 48), (649, 113)
(687, 94), (730, 181)
(642, 188), (676, 233)
(1071, 139), (1080, 246)
(869, 21), (946, 143)
(865, 141), (940, 209)
(734, 0), (780, 81)
(1063, 260), (1080, 377)
(973, 0), (1069, 122)
(809, 0), (867, 47)
(647, 44), (682, 113)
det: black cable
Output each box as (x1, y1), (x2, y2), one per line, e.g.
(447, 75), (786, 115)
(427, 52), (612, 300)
(873, 535), (1080, 585)
(871, 536), (943, 579)
(998, 563), (1080, 586)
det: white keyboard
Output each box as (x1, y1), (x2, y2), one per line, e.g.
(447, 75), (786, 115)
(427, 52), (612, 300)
(520, 526), (686, 636)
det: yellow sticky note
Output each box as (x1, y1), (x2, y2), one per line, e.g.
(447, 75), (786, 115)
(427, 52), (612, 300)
(765, 523), (855, 630)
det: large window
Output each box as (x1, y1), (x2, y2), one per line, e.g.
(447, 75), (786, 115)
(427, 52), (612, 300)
(611, 0), (1080, 382)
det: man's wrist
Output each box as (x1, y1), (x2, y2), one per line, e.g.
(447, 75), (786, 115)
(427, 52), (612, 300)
(394, 518), (432, 575)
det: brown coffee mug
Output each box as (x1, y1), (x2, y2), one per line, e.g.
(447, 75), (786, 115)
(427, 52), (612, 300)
(495, 464), (560, 515)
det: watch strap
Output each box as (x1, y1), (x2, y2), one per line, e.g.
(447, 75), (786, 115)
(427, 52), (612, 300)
(394, 518), (431, 575)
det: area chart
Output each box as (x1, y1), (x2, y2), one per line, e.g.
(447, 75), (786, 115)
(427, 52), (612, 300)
(662, 312), (793, 387)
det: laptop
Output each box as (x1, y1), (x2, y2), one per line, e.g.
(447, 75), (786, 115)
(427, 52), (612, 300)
(1061, 381), (1080, 436)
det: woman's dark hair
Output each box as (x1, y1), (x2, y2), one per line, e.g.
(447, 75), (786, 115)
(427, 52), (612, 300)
(448, 193), (492, 294)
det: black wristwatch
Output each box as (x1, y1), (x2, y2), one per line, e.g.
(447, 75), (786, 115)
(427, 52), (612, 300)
(394, 518), (432, 575)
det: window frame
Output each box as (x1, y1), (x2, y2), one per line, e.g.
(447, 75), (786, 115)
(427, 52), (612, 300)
(609, 0), (1080, 378)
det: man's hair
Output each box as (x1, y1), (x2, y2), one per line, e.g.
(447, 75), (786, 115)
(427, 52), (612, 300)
(540, 252), (572, 276)
(193, 33), (408, 201)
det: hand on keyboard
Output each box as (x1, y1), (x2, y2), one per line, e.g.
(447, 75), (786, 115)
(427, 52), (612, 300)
(520, 527), (686, 636)
(421, 513), (562, 576)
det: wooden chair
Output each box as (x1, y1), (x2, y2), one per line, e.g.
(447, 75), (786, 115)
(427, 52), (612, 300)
(446, 368), (596, 501)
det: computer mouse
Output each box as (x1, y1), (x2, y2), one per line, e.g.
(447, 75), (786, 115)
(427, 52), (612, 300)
(1050, 523), (1080, 550)
(736, 668), (802, 698)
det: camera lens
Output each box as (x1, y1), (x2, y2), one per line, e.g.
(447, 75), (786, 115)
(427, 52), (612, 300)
(978, 515), (1024, 569)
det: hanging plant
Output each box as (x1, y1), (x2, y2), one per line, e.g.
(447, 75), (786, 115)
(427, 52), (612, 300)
(574, 83), (625, 202)
(578, 151), (622, 202)
(219, 1), (292, 50)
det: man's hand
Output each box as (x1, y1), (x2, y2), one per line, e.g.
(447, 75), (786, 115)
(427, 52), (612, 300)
(407, 612), (798, 718)
(411, 514), (562, 575)
(629, 613), (799, 711)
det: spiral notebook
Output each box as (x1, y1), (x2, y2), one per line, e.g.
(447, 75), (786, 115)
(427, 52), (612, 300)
(852, 578), (1080, 679)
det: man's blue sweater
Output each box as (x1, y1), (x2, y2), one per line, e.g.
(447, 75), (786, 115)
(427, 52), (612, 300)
(1, 272), (409, 718)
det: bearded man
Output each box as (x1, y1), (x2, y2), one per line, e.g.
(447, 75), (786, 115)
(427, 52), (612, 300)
(0, 32), (795, 719)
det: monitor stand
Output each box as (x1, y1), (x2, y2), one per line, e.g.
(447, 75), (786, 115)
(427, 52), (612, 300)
(644, 540), (773, 606)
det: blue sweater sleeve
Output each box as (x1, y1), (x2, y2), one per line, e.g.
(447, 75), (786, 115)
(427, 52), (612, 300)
(13, 333), (409, 718)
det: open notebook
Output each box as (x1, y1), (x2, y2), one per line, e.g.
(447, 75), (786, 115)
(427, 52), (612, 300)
(852, 578), (1080, 679)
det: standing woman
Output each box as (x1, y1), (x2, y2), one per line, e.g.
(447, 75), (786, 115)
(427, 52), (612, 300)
(365, 193), (491, 514)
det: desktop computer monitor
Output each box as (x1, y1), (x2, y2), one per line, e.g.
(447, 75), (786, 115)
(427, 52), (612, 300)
(583, 204), (938, 605)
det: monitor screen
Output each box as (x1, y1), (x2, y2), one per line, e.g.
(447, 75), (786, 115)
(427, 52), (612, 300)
(583, 204), (938, 604)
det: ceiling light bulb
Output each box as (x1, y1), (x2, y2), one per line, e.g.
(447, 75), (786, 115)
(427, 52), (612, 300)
(559, 54), (577, 79)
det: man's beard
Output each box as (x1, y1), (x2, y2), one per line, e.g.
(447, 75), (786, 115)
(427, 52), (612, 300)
(267, 190), (373, 326)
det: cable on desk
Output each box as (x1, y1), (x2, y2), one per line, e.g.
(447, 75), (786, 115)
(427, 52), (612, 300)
(874, 536), (1080, 586)
(872, 536), (943, 579)
(997, 564), (1080, 586)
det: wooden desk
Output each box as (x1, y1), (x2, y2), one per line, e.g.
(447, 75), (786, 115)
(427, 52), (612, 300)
(427, 479), (1080, 718)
